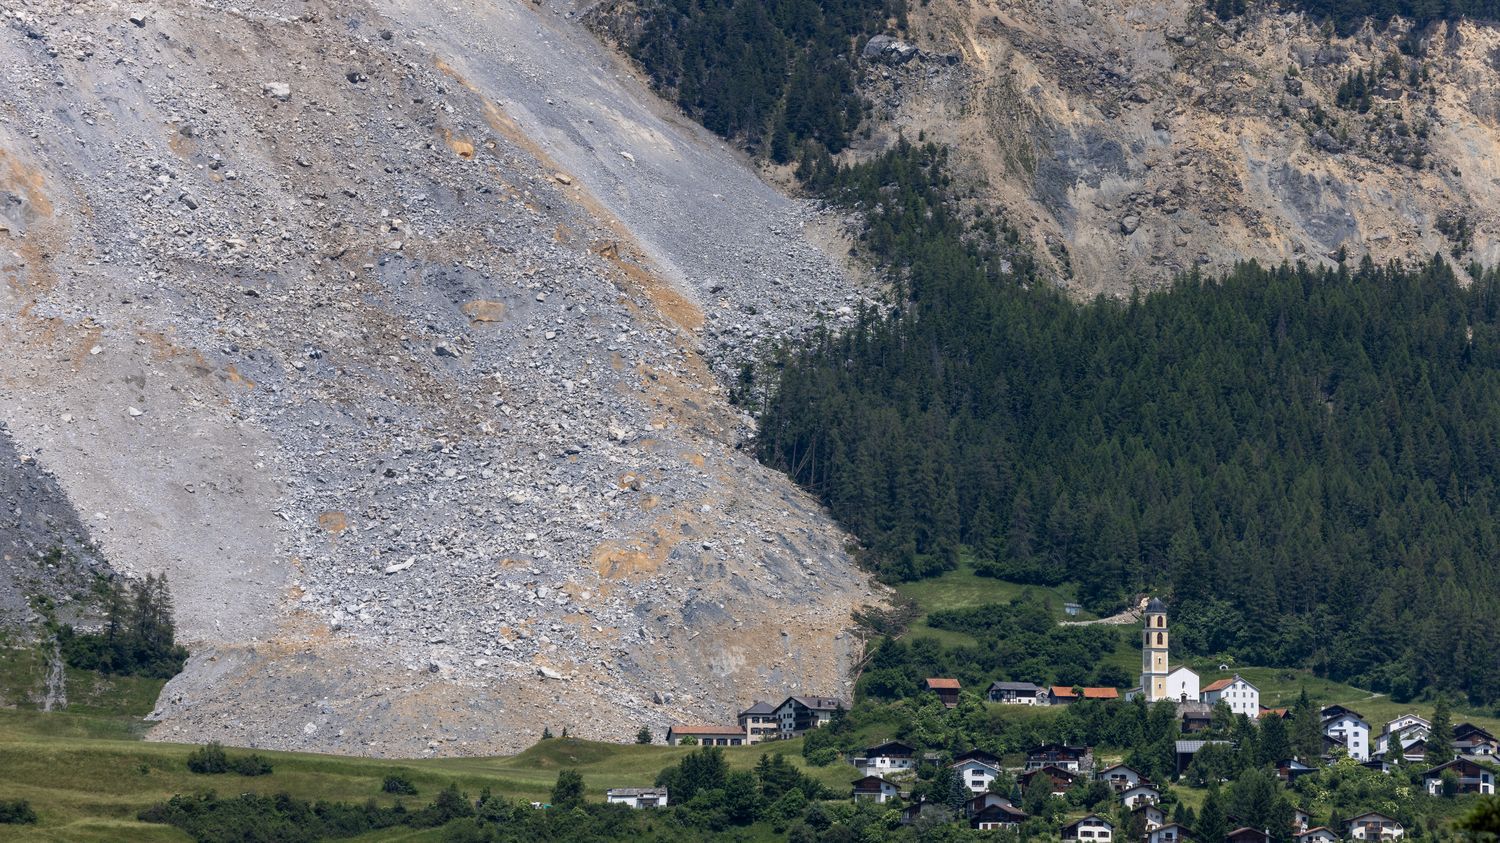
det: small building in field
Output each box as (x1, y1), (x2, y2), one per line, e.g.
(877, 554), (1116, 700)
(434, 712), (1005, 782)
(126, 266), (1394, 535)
(1422, 757), (1496, 795)
(736, 701), (778, 744)
(1346, 812), (1404, 841)
(926, 677), (962, 708)
(665, 725), (745, 746)
(606, 787), (669, 808)
(851, 775), (901, 803)
(1062, 814), (1115, 842)
(989, 681), (1043, 705)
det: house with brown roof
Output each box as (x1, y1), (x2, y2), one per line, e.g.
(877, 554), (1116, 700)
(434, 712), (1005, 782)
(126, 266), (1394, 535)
(926, 677), (962, 708)
(665, 724), (745, 746)
(1049, 686), (1120, 705)
(851, 775), (901, 803)
(1200, 675), (1260, 719)
(1456, 723), (1499, 756)
(1226, 828), (1270, 843)
(1019, 765), (1079, 796)
(1423, 757), (1496, 795)
(964, 793), (1028, 830)
(1026, 743), (1094, 772)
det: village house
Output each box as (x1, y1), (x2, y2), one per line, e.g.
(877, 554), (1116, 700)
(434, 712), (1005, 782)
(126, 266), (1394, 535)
(1120, 783), (1162, 809)
(851, 775), (901, 803)
(1096, 763), (1147, 791)
(926, 677), (962, 708)
(1456, 723), (1499, 756)
(900, 800), (942, 826)
(605, 787), (669, 808)
(952, 754), (1002, 793)
(1062, 814), (1115, 842)
(989, 680), (1043, 704)
(1180, 703), (1214, 734)
(855, 741), (916, 777)
(1293, 807), (1311, 833)
(665, 725), (745, 746)
(1422, 757), (1496, 795)
(1226, 828), (1271, 843)
(1346, 812), (1404, 841)
(736, 701), (777, 744)
(1201, 675), (1260, 719)
(1146, 822), (1192, 843)
(1131, 804), (1167, 831)
(1299, 828), (1339, 843)
(1026, 743), (1094, 772)
(1020, 765), (1079, 796)
(1374, 714), (1429, 758)
(1049, 686), (1120, 705)
(773, 695), (842, 739)
(1276, 759), (1317, 783)
(965, 794), (1028, 830)
(1322, 705), (1372, 762)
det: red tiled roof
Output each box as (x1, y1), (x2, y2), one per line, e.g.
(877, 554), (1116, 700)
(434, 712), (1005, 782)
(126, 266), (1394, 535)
(927, 678), (962, 690)
(1202, 678), (1235, 693)
(668, 724), (744, 736)
(1051, 686), (1118, 699)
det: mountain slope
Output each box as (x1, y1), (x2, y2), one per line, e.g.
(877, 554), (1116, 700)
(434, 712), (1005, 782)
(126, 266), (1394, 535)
(0, 0), (878, 756)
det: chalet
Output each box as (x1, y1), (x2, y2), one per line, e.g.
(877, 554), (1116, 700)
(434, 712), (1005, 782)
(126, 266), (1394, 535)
(1362, 758), (1395, 774)
(1299, 829), (1339, 843)
(952, 756), (1002, 793)
(1201, 675), (1260, 719)
(855, 741), (916, 777)
(1020, 765), (1079, 796)
(900, 800), (943, 826)
(1375, 715), (1429, 758)
(665, 725), (744, 746)
(736, 701), (777, 744)
(1146, 823), (1193, 843)
(773, 696), (842, 739)
(1120, 783), (1162, 809)
(1131, 804), (1167, 831)
(1456, 723), (1499, 756)
(926, 678), (962, 708)
(1346, 812), (1404, 841)
(964, 794), (1028, 830)
(1293, 808), (1311, 833)
(955, 748), (1001, 767)
(1226, 828), (1271, 843)
(989, 681), (1043, 705)
(1176, 740), (1231, 775)
(1096, 763), (1146, 791)
(1050, 686), (1120, 705)
(1422, 757), (1496, 795)
(1026, 743), (1094, 772)
(605, 787), (669, 808)
(851, 775), (901, 804)
(1181, 703), (1214, 734)
(1276, 759), (1316, 783)
(1062, 814), (1115, 842)
(1322, 706), (1372, 762)
(1395, 739), (1428, 763)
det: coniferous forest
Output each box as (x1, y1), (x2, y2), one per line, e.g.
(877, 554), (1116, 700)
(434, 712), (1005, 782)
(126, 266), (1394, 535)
(757, 141), (1500, 707)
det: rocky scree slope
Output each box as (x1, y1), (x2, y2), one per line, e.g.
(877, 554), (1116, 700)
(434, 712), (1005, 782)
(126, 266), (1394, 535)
(850, 0), (1500, 294)
(0, 0), (878, 756)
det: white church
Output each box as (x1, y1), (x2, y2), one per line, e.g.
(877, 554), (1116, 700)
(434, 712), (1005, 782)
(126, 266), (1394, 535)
(1126, 597), (1259, 718)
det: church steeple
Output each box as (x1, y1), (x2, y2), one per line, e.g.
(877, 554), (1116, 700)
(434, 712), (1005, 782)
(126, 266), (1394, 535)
(1141, 597), (1169, 702)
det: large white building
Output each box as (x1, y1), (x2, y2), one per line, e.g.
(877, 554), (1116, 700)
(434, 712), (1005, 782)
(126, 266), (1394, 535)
(1323, 705), (1372, 761)
(1201, 674), (1260, 719)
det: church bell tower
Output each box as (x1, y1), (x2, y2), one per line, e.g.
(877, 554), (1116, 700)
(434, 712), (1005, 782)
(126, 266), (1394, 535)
(1141, 597), (1169, 702)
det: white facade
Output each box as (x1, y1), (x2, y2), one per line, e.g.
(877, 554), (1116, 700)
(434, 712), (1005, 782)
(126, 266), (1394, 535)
(1348, 814), (1404, 841)
(853, 777), (900, 804)
(606, 788), (669, 808)
(1201, 675), (1260, 719)
(1097, 764), (1145, 791)
(953, 759), (1001, 793)
(1065, 816), (1115, 842)
(1121, 785), (1161, 809)
(1300, 830), (1339, 843)
(1165, 666), (1200, 703)
(1147, 824), (1189, 843)
(1324, 714), (1371, 761)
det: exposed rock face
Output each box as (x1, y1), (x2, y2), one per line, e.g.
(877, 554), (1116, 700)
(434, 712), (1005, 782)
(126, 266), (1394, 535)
(0, 0), (879, 756)
(860, 0), (1500, 293)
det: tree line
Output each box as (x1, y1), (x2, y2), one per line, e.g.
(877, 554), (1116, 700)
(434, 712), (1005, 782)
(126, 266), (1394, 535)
(756, 138), (1500, 706)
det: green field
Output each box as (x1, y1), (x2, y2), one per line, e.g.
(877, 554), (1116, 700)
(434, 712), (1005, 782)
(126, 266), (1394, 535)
(894, 560), (1087, 647)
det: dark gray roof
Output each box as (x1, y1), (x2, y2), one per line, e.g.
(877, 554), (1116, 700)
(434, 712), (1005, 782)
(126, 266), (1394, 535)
(1176, 740), (1230, 753)
(738, 700), (775, 716)
(988, 681), (1040, 692)
(1146, 597), (1167, 612)
(607, 787), (668, 797)
(790, 695), (844, 711)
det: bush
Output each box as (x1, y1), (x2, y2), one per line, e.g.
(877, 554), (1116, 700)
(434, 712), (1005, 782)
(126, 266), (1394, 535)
(186, 742), (229, 774)
(0, 800), (37, 825)
(806, 747), (840, 767)
(230, 754), (273, 776)
(383, 773), (418, 795)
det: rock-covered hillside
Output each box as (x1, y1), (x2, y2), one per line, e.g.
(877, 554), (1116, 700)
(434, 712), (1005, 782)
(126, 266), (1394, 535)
(0, 0), (880, 756)
(847, 0), (1500, 293)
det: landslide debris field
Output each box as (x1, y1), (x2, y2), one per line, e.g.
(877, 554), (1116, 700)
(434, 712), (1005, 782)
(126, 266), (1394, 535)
(0, 0), (880, 756)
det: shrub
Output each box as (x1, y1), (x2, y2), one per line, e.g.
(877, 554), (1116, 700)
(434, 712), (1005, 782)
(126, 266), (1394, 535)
(806, 747), (840, 767)
(383, 773), (418, 795)
(230, 754), (273, 776)
(0, 800), (37, 824)
(186, 742), (230, 774)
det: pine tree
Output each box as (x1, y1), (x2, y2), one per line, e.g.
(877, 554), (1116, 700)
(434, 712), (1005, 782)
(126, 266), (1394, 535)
(1428, 696), (1455, 764)
(636, 726), (653, 744)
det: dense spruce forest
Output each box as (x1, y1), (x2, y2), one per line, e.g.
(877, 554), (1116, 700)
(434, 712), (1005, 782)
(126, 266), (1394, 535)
(617, 0), (904, 159)
(757, 140), (1500, 706)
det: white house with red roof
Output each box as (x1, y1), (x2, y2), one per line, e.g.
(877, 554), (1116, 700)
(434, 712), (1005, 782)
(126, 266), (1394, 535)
(1200, 674), (1260, 719)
